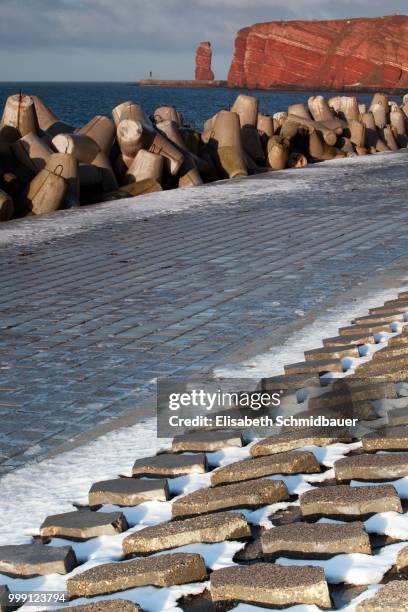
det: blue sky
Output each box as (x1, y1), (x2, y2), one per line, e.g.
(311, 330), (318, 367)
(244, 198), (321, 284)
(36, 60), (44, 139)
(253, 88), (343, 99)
(0, 0), (406, 81)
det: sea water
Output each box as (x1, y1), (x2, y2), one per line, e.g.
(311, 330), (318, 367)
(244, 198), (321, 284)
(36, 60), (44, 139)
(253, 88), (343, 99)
(0, 82), (395, 131)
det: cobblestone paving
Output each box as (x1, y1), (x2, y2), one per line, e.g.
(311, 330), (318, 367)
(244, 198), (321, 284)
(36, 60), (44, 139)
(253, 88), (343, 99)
(0, 151), (407, 472)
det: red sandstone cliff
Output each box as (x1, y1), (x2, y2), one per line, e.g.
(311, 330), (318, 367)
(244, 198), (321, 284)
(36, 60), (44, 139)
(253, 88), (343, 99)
(195, 41), (215, 81)
(227, 16), (408, 90)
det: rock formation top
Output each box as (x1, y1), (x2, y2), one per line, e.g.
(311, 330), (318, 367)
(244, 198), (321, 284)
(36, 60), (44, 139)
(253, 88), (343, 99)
(227, 15), (408, 90)
(195, 41), (215, 81)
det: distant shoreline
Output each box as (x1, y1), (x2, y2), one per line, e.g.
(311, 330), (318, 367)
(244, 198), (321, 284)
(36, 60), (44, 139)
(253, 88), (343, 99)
(138, 79), (227, 88)
(137, 79), (407, 95)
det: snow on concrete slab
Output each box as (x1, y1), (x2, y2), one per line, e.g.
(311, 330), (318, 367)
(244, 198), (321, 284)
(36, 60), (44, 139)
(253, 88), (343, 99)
(320, 511), (408, 541)
(244, 501), (299, 529)
(365, 511), (408, 540)
(276, 542), (408, 585)
(206, 443), (256, 468)
(152, 540), (245, 570)
(305, 443), (362, 468)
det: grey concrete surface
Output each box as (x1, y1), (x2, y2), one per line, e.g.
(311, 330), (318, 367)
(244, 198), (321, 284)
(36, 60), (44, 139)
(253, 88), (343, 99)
(0, 150), (408, 474)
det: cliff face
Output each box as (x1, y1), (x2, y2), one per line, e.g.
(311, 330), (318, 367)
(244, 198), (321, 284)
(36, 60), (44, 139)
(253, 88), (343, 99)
(228, 16), (408, 90)
(195, 41), (215, 81)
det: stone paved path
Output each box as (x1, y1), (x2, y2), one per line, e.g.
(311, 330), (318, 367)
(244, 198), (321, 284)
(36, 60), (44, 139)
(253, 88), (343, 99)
(1, 151), (407, 473)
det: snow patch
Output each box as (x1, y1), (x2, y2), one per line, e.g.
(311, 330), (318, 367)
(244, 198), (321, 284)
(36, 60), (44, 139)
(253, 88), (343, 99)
(277, 542), (408, 585)
(0, 420), (168, 545)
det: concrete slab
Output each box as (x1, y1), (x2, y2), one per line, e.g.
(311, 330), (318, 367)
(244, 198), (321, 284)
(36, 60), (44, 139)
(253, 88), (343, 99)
(56, 602), (142, 612)
(122, 511), (250, 555)
(334, 452), (408, 481)
(300, 484), (402, 518)
(356, 581), (408, 611)
(362, 425), (408, 451)
(210, 451), (320, 485)
(40, 510), (128, 540)
(251, 429), (350, 456)
(88, 477), (168, 507)
(172, 479), (289, 518)
(261, 521), (371, 557)
(210, 563), (331, 608)
(67, 553), (207, 599)
(132, 453), (207, 477)
(0, 543), (76, 577)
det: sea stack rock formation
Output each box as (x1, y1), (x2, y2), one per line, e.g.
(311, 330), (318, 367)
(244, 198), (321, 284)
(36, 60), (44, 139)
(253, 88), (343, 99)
(195, 41), (215, 81)
(228, 15), (408, 90)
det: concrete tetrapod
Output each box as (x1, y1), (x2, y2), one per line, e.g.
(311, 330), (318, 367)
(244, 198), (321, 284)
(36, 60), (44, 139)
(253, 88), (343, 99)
(46, 152), (79, 208)
(0, 188), (14, 222)
(267, 135), (289, 170)
(390, 109), (408, 147)
(153, 105), (182, 125)
(78, 115), (116, 155)
(257, 114), (275, 141)
(117, 120), (184, 176)
(362, 112), (389, 152)
(178, 155), (203, 188)
(348, 120), (366, 149)
(308, 95), (335, 122)
(116, 119), (144, 161)
(382, 125), (399, 151)
(273, 111), (288, 129)
(156, 120), (187, 151)
(124, 149), (163, 185)
(155, 120), (203, 186)
(241, 124), (265, 165)
(52, 133), (100, 164)
(402, 93), (408, 118)
(284, 115), (337, 146)
(231, 94), (265, 163)
(211, 110), (247, 179)
(0, 94), (39, 142)
(308, 128), (344, 161)
(31, 95), (74, 137)
(112, 101), (152, 128)
(11, 132), (52, 174)
(370, 92), (389, 110)
(91, 152), (118, 194)
(288, 104), (312, 120)
(21, 152), (69, 215)
(338, 96), (360, 122)
(231, 94), (258, 127)
(371, 103), (388, 129)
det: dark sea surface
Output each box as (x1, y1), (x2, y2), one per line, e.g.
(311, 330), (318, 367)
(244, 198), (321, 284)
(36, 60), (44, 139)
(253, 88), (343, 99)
(0, 82), (399, 131)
